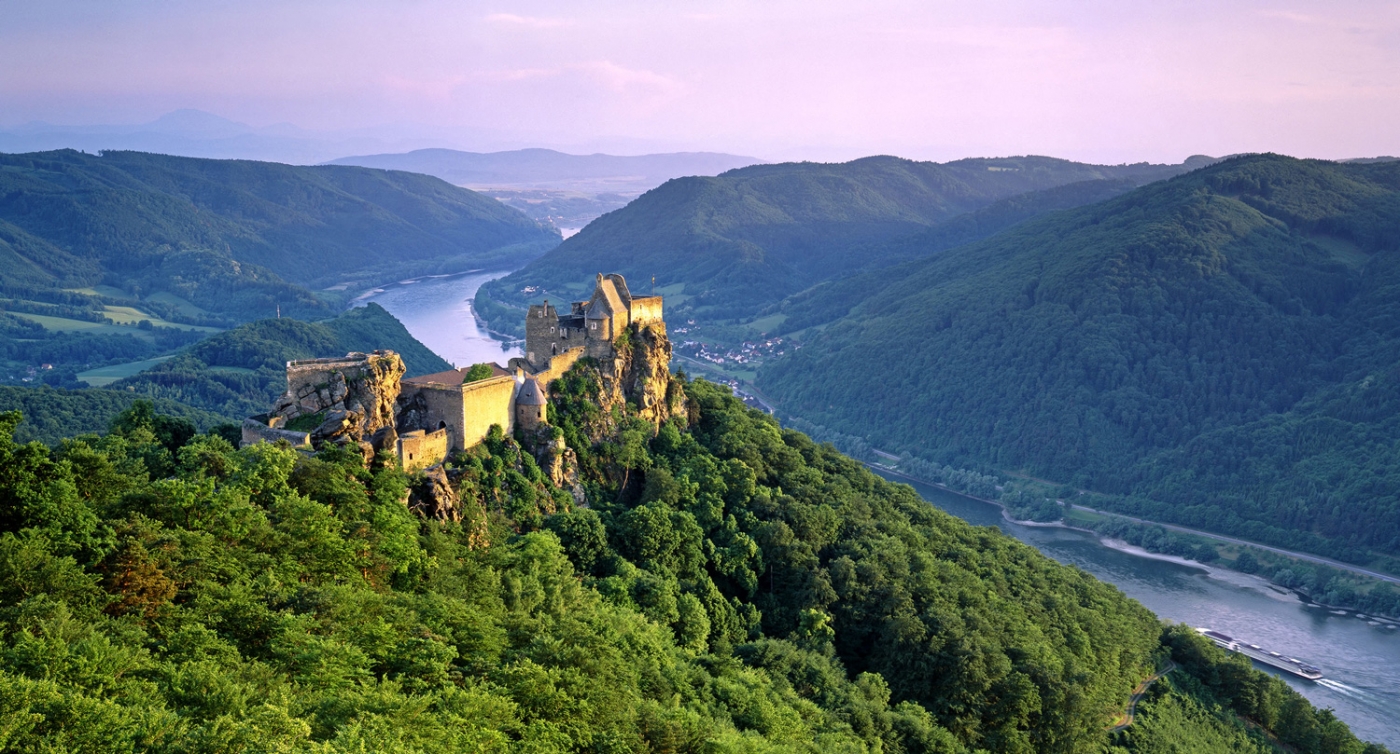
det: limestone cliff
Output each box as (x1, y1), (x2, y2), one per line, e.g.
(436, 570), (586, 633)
(600, 322), (687, 425)
(269, 351), (406, 446)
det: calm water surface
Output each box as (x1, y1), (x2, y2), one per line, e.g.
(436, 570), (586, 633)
(875, 471), (1400, 748)
(357, 271), (521, 368)
(355, 277), (1400, 747)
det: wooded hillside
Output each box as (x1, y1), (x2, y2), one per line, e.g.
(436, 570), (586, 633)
(761, 154), (1400, 563)
(0, 149), (558, 320)
(0, 361), (1381, 752)
(476, 155), (1210, 336)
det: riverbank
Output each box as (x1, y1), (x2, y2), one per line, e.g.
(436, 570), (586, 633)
(1065, 501), (1400, 587)
(868, 462), (1400, 622)
(359, 270), (521, 370)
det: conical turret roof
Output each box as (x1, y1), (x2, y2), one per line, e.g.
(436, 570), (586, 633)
(517, 378), (546, 406)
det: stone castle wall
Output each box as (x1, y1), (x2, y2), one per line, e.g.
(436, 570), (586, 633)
(240, 417), (311, 448)
(629, 295), (663, 324)
(273, 351), (404, 439)
(398, 428), (449, 472)
(401, 373), (517, 451)
(459, 375), (517, 448)
(526, 301), (591, 370)
(532, 346), (587, 386)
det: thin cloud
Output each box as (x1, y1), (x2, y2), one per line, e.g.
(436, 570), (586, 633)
(484, 13), (571, 28)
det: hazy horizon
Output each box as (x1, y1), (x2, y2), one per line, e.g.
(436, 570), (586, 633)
(2, 0), (1397, 164)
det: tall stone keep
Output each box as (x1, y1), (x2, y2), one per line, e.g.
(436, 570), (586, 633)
(524, 273), (663, 370)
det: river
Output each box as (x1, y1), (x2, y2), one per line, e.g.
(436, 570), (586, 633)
(363, 274), (1400, 748)
(357, 271), (521, 368)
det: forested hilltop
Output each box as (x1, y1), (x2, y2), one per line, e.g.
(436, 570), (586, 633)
(475, 155), (1212, 339)
(108, 303), (452, 421)
(0, 149), (558, 321)
(0, 341), (1383, 751)
(761, 154), (1400, 566)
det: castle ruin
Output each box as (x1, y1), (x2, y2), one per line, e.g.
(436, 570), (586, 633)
(242, 272), (670, 472)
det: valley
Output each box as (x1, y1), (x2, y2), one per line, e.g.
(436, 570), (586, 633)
(6, 4), (1396, 751)
(374, 269), (1400, 749)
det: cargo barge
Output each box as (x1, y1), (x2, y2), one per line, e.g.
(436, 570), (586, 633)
(1196, 628), (1323, 680)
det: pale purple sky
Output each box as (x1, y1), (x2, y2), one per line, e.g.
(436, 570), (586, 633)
(2, 0), (1397, 162)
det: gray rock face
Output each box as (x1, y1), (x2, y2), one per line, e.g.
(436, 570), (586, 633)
(268, 351), (407, 448)
(407, 465), (461, 523)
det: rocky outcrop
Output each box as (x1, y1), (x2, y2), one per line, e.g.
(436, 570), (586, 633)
(407, 464), (461, 523)
(524, 428), (585, 506)
(268, 351), (406, 447)
(600, 322), (687, 425)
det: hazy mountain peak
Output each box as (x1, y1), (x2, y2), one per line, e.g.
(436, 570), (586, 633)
(145, 109), (253, 138)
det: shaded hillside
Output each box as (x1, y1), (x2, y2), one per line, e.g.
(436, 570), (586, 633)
(0, 149), (559, 321)
(771, 177), (1142, 334)
(112, 303), (451, 419)
(760, 154), (1400, 562)
(476, 154), (1211, 337)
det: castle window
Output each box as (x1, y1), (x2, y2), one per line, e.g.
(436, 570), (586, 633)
(590, 322), (597, 330)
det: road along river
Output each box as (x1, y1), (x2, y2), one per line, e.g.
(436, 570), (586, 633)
(875, 471), (1400, 749)
(360, 275), (1400, 748)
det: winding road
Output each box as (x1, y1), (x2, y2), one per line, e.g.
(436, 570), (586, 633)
(1108, 662), (1176, 733)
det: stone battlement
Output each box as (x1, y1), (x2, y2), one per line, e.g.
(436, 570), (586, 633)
(242, 273), (666, 474)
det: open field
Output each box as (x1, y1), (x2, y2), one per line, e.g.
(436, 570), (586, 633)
(77, 355), (174, 386)
(144, 291), (214, 317)
(10, 312), (160, 340)
(101, 305), (220, 331)
(64, 285), (131, 298)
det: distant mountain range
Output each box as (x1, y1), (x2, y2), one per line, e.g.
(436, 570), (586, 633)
(0, 109), (460, 165)
(325, 148), (764, 194)
(475, 153), (1216, 335)
(328, 148), (766, 231)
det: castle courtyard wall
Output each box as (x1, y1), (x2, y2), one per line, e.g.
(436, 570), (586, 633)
(398, 428), (449, 472)
(459, 375), (517, 447)
(240, 418), (311, 448)
(532, 347), (587, 388)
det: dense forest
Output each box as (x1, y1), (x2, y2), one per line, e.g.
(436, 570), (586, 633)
(0, 385), (230, 445)
(761, 154), (1400, 564)
(0, 329), (1384, 751)
(0, 149), (558, 321)
(476, 155), (1211, 338)
(110, 304), (452, 420)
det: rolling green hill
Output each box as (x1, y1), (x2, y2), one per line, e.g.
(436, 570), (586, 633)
(0, 365), (1381, 752)
(760, 154), (1400, 564)
(109, 303), (451, 419)
(477, 155), (1212, 337)
(0, 149), (559, 321)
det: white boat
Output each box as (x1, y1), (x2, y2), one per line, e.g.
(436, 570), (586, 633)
(1196, 628), (1323, 680)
